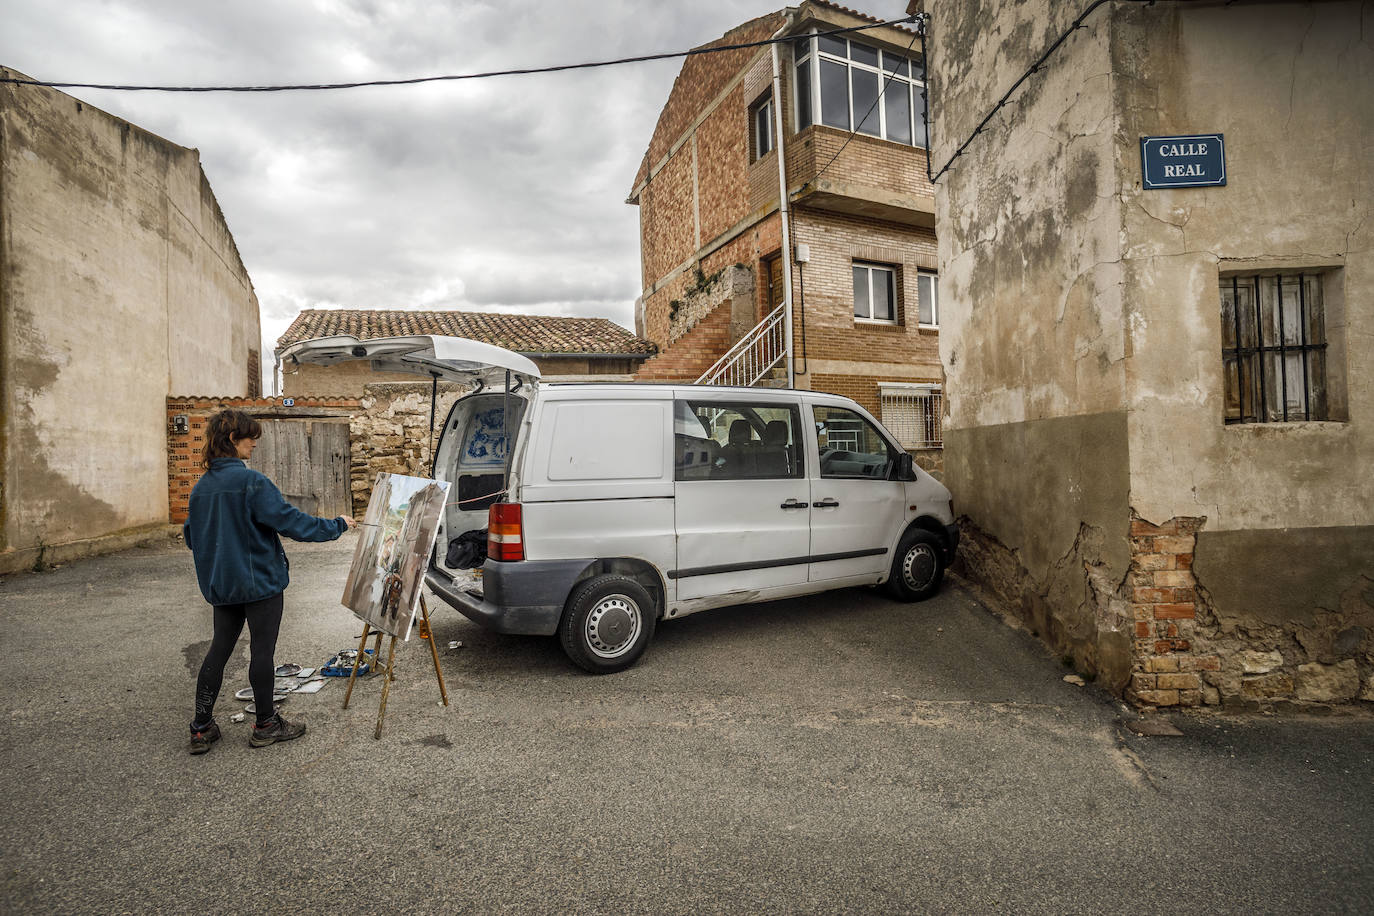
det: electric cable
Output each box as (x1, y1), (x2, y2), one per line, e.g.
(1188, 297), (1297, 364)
(805, 19), (924, 192)
(0, 16), (918, 93)
(929, 0), (1168, 184)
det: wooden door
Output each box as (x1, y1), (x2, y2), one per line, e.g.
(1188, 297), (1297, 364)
(248, 419), (351, 518)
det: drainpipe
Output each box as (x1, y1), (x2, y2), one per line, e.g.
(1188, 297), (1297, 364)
(770, 25), (795, 389)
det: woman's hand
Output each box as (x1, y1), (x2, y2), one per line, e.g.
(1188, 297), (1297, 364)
(342, 516), (358, 530)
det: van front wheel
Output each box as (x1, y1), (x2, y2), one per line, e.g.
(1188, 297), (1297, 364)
(559, 575), (657, 674)
(885, 530), (945, 602)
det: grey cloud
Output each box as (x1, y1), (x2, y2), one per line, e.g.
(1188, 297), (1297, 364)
(2, 0), (915, 366)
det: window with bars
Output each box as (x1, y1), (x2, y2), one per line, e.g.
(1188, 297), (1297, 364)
(879, 384), (942, 449)
(1221, 274), (1329, 424)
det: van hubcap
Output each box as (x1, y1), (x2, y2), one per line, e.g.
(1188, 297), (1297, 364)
(585, 595), (641, 658)
(902, 544), (938, 591)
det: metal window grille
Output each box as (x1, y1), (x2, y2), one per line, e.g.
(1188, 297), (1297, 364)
(1221, 274), (1327, 424)
(879, 384), (942, 448)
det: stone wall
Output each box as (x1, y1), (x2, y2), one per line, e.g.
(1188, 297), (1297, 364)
(348, 382), (468, 516)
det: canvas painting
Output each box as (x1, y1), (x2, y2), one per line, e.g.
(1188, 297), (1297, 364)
(342, 473), (450, 639)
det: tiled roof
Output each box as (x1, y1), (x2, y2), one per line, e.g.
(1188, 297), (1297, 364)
(807, 1), (919, 36)
(275, 309), (656, 356)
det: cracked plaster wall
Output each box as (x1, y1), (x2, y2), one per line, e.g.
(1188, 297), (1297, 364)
(926, 1), (1133, 687)
(0, 75), (259, 558)
(1112, 2), (1374, 697)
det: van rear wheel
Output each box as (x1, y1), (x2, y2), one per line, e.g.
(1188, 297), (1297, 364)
(885, 529), (945, 602)
(559, 575), (657, 674)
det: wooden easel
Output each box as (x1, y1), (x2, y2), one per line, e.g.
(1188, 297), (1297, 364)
(342, 595), (449, 738)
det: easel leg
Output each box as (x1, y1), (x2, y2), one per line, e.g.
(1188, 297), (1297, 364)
(374, 634), (398, 740)
(342, 622), (371, 709)
(370, 629), (383, 674)
(419, 597), (449, 706)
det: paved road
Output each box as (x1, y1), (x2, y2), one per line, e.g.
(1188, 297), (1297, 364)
(1, 534), (1370, 914)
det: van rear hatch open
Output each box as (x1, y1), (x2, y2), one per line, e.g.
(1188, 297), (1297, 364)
(276, 334), (541, 391)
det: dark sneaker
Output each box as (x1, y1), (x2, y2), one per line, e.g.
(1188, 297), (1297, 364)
(250, 713), (306, 748)
(189, 720), (221, 756)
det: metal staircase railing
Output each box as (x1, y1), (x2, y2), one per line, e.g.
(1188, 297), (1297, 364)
(696, 304), (786, 387)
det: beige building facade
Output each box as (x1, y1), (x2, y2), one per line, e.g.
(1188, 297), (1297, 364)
(1, 71), (260, 572)
(919, 1), (1373, 706)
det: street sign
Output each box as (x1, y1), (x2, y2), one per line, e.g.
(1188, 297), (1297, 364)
(1140, 133), (1226, 189)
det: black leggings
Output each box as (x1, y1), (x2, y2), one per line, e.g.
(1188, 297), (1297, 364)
(194, 592), (284, 728)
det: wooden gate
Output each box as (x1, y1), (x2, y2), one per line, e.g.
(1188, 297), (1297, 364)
(248, 419), (351, 518)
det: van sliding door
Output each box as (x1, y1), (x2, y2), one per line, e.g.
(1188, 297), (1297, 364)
(671, 399), (809, 601)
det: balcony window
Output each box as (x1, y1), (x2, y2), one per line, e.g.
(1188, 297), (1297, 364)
(794, 30), (927, 148)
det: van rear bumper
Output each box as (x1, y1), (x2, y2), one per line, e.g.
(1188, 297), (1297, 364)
(425, 559), (591, 636)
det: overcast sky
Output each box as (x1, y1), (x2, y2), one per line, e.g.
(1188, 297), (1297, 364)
(1, 1), (911, 364)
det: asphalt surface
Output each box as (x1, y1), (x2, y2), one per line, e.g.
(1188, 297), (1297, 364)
(1, 533), (1371, 914)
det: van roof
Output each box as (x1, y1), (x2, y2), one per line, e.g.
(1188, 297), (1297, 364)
(540, 381), (862, 404)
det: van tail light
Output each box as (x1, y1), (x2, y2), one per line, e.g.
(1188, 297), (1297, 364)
(488, 502), (524, 562)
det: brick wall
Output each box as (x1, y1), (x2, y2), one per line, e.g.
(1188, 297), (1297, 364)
(635, 306), (735, 382)
(166, 396), (360, 524)
(787, 126), (934, 201)
(1125, 514), (1218, 707)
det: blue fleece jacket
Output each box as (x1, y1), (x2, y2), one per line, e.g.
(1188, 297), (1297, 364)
(184, 457), (347, 605)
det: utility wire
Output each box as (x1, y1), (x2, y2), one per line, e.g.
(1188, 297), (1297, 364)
(929, 0), (1166, 184)
(0, 16), (918, 93)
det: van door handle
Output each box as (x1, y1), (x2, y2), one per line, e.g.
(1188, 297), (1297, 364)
(812, 498), (840, 509)
(780, 499), (808, 510)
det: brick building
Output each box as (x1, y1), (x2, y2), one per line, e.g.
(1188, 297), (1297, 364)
(274, 309), (656, 396)
(628, 2), (944, 469)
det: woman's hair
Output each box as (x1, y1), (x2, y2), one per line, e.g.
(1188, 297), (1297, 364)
(202, 409), (263, 469)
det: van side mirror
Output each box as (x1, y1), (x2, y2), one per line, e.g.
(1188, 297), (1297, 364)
(893, 452), (917, 481)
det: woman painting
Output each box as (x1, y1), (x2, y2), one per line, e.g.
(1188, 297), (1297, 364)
(184, 410), (356, 754)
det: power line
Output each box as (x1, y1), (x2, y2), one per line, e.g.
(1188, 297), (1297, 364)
(929, 0), (1168, 184)
(0, 16), (918, 94)
(807, 17), (924, 191)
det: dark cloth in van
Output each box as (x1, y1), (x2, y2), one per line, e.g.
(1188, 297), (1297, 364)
(446, 529), (488, 569)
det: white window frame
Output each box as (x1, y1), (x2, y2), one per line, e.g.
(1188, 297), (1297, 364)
(792, 29), (926, 148)
(853, 261), (898, 324)
(879, 382), (943, 449)
(753, 95), (775, 160)
(917, 270), (939, 329)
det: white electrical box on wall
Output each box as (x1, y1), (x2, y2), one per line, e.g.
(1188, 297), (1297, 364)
(795, 243), (810, 263)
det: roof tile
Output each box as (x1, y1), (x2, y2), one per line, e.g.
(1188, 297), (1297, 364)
(275, 309), (656, 356)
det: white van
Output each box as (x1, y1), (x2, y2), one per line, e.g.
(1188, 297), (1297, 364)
(280, 335), (958, 673)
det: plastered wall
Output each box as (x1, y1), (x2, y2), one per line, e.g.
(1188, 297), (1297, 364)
(927, 0), (1135, 688)
(0, 74), (259, 564)
(927, 0), (1373, 704)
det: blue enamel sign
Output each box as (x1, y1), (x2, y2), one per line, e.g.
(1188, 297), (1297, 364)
(1140, 134), (1226, 189)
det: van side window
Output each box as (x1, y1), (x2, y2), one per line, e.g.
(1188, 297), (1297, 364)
(813, 406), (896, 479)
(674, 400), (804, 481)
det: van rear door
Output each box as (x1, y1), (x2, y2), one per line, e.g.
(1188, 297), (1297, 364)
(276, 334), (541, 390)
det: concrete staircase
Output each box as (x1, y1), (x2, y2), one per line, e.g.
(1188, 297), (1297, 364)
(634, 305), (734, 382)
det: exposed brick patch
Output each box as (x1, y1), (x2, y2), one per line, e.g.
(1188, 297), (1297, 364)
(1125, 511), (1217, 708)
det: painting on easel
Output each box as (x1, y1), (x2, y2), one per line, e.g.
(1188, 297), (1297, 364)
(342, 473), (450, 640)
